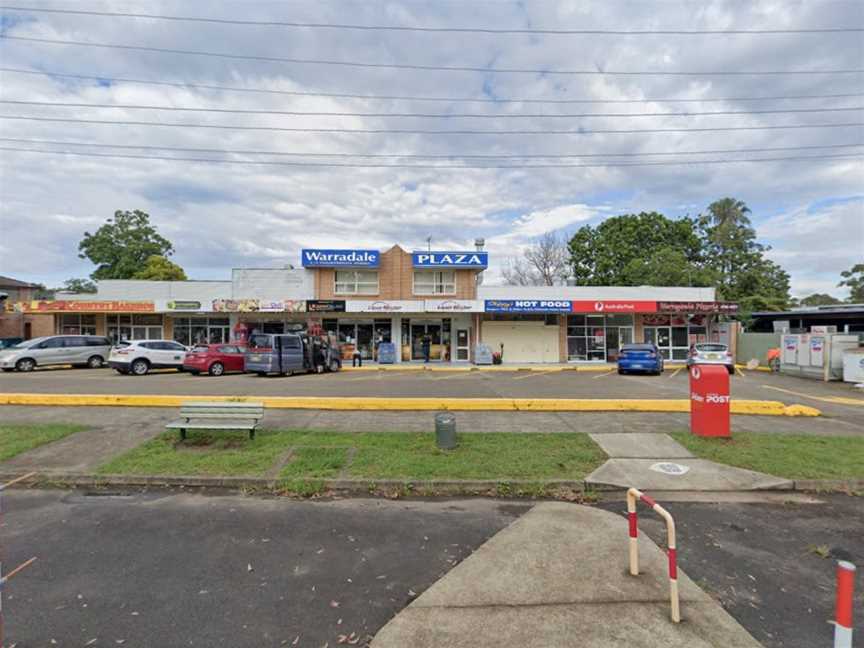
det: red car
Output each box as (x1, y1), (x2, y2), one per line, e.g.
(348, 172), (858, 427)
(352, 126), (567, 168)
(183, 343), (247, 376)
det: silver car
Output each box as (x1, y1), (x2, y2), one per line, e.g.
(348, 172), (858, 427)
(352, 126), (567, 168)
(686, 342), (734, 374)
(0, 335), (112, 372)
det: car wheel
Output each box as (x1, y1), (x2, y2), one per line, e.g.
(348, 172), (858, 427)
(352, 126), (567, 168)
(16, 358), (35, 372)
(131, 359), (150, 376)
(208, 362), (225, 376)
(329, 359), (340, 373)
(617, 368), (624, 375)
(87, 355), (104, 369)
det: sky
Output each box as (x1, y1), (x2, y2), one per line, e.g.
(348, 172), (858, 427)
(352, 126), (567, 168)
(0, 0), (862, 299)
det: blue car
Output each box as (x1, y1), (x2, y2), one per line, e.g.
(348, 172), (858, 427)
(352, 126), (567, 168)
(617, 343), (664, 375)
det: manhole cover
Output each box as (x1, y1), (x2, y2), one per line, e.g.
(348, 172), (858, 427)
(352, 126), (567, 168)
(650, 462), (691, 476)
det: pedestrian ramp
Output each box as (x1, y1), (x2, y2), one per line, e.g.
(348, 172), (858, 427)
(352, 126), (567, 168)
(372, 503), (761, 648)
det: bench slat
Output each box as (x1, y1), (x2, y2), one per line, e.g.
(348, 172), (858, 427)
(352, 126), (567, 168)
(180, 401), (264, 408)
(166, 420), (257, 430)
(178, 411), (263, 419)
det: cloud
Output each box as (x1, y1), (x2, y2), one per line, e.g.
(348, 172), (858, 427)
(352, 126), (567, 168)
(0, 0), (862, 291)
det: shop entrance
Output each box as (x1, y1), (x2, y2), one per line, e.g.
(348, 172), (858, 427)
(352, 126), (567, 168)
(338, 321), (375, 360)
(644, 325), (689, 360)
(404, 319), (450, 361)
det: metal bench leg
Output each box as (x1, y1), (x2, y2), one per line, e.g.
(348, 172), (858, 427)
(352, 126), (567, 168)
(249, 428), (255, 440)
(180, 428), (186, 441)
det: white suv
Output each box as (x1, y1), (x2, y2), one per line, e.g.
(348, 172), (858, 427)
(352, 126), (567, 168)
(109, 340), (190, 375)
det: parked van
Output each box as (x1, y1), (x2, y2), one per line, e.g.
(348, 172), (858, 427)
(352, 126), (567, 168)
(244, 333), (341, 376)
(0, 335), (112, 372)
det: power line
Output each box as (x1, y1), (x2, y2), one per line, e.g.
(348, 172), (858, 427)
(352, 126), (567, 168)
(1, 5), (861, 35)
(3, 67), (861, 106)
(2, 114), (862, 135)
(3, 99), (861, 119)
(3, 35), (863, 76)
(2, 137), (860, 159)
(1, 146), (861, 169)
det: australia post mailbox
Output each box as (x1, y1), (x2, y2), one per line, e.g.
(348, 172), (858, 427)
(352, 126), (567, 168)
(689, 364), (731, 437)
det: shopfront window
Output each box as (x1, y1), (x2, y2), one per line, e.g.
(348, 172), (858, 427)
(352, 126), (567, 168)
(334, 270), (378, 295)
(567, 314), (634, 362)
(413, 270), (456, 296)
(173, 317), (230, 346)
(643, 314), (691, 360)
(106, 314), (163, 342)
(58, 313), (97, 335)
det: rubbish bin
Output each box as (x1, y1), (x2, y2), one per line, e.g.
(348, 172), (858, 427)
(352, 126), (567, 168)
(435, 412), (457, 450)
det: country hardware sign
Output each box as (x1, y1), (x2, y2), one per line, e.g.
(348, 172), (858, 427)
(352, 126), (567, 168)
(13, 300), (155, 313)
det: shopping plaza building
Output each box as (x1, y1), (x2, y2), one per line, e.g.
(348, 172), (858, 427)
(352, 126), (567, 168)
(8, 245), (738, 364)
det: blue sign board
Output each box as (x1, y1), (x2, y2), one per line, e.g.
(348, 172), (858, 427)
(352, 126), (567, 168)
(484, 299), (572, 313)
(412, 251), (488, 269)
(301, 249), (380, 268)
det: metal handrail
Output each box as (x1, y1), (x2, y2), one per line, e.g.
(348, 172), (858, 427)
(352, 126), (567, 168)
(627, 487), (680, 623)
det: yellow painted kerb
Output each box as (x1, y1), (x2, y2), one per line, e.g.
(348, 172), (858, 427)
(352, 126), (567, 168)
(0, 393), (820, 416)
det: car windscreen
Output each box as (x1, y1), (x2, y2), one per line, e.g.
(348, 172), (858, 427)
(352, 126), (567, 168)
(695, 344), (727, 352)
(248, 334), (272, 349)
(12, 338), (44, 349)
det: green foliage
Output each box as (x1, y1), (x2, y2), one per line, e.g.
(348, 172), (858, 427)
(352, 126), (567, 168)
(568, 212), (707, 286)
(78, 210), (175, 280)
(799, 293), (842, 307)
(62, 278), (97, 293)
(839, 263), (864, 303)
(132, 255), (188, 281)
(697, 198), (790, 310)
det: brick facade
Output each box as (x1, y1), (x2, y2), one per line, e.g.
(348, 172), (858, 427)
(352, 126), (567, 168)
(315, 245), (479, 301)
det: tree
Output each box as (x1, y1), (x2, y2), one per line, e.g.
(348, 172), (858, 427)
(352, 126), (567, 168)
(132, 255), (188, 281)
(61, 278), (97, 294)
(567, 212), (708, 286)
(839, 263), (864, 302)
(502, 232), (570, 286)
(78, 210), (175, 280)
(697, 198), (790, 310)
(799, 293), (842, 307)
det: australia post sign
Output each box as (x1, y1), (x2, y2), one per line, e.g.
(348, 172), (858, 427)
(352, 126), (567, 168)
(301, 249), (380, 268)
(412, 251), (488, 269)
(571, 300), (657, 314)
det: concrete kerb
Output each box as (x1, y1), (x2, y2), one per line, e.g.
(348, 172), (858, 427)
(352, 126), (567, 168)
(0, 472), (858, 496)
(0, 393), (822, 416)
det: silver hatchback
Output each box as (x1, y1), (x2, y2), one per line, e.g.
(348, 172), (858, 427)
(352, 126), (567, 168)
(686, 342), (735, 374)
(0, 335), (112, 372)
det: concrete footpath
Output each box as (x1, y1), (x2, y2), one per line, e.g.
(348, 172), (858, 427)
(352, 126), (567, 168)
(372, 503), (761, 648)
(586, 433), (793, 491)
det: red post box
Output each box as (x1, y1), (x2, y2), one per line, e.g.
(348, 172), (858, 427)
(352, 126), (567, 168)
(689, 364), (731, 437)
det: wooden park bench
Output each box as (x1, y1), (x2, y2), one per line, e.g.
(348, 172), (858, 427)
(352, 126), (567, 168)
(166, 401), (264, 441)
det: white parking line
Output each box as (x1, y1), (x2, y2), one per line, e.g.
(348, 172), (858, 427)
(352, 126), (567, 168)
(593, 370), (616, 379)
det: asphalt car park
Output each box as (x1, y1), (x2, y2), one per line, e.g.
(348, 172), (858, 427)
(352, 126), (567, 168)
(1, 365), (862, 422)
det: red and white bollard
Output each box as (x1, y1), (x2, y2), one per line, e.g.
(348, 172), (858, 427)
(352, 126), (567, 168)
(627, 487), (680, 623)
(834, 560), (856, 648)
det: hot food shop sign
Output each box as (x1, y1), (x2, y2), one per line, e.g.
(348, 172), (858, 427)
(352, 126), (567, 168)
(485, 300), (572, 313)
(301, 249), (380, 268)
(412, 251), (489, 269)
(658, 301), (739, 314)
(571, 300), (658, 313)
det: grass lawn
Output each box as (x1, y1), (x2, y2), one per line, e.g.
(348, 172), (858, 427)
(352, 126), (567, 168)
(98, 429), (606, 482)
(0, 424), (87, 462)
(671, 432), (864, 480)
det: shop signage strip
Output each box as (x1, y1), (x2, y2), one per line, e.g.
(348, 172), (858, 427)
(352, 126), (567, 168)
(424, 299), (484, 313)
(571, 300), (658, 314)
(306, 300), (346, 313)
(14, 300), (155, 313)
(212, 299), (306, 313)
(658, 301), (739, 313)
(301, 249), (380, 268)
(154, 299), (210, 312)
(412, 251), (489, 269)
(346, 300), (425, 313)
(484, 299), (572, 313)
